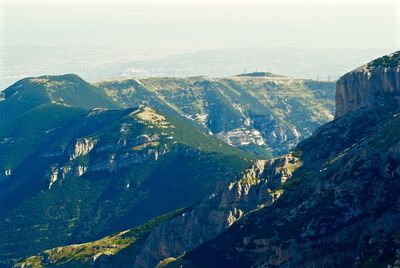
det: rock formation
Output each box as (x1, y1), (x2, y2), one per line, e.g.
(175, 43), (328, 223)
(335, 51), (400, 118)
(134, 155), (301, 267)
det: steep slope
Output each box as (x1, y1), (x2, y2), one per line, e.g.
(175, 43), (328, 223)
(165, 51), (400, 268)
(99, 74), (335, 157)
(0, 75), (252, 266)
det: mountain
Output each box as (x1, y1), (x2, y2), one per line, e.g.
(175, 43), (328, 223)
(0, 74), (118, 125)
(16, 52), (400, 268)
(160, 51), (400, 267)
(0, 75), (253, 266)
(98, 74), (335, 156)
(1, 72), (334, 266)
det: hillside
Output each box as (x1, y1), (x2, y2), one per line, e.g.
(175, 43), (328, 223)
(99, 74), (335, 157)
(0, 75), (252, 266)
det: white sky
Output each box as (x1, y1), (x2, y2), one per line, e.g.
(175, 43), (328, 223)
(0, 0), (399, 49)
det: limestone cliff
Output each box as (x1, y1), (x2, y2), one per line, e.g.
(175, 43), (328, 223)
(335, 51), (400, 118)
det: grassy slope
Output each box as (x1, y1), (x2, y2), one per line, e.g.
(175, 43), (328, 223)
(0, 74), (119, 125)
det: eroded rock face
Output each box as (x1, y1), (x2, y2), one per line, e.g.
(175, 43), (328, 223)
(70, 138), (97, 160)
(48, 166), (59, 189)
(335, 52), (400, 118)
(252, 114), (301, 151)
(134, 155), (301, 268)
(216, 128), (265, 147)
(49, 133), (167, 188)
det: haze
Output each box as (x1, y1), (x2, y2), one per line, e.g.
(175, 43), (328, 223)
(1, 0), (399, 49)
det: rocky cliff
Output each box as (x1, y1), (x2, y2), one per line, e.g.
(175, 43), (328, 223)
(335, 51), (400, 118)
(134, 155), (301, 267)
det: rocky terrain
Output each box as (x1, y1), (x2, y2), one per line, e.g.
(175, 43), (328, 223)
(134, 155), (301, 268)
(16, 51), (400, 268)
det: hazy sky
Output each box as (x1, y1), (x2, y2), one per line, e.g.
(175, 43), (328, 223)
(0, 0), (399, 49)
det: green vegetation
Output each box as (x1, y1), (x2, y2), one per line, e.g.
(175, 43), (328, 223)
(368, 51), (400, 68)
(0, 74), (118, 126)
(0, 103), (86, 169)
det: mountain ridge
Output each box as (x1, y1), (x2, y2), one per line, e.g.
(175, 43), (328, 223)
(163, 51), (400, 268)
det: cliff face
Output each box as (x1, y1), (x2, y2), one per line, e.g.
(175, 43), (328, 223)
(335, 51), (400, 118)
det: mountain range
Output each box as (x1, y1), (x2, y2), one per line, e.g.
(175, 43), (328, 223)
(0, 72), (333, 266)
(2, 51), (399, 267)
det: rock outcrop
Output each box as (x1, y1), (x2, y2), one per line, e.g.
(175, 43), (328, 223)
(335, 51), (400, 118)
(134, 155), (301, 267)
(70, 138), (97, 160)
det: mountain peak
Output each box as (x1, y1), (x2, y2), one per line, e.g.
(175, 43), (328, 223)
(0, 74), (118, 124)
(3, 73), (85, 98)
(335, 51), (400, 118)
